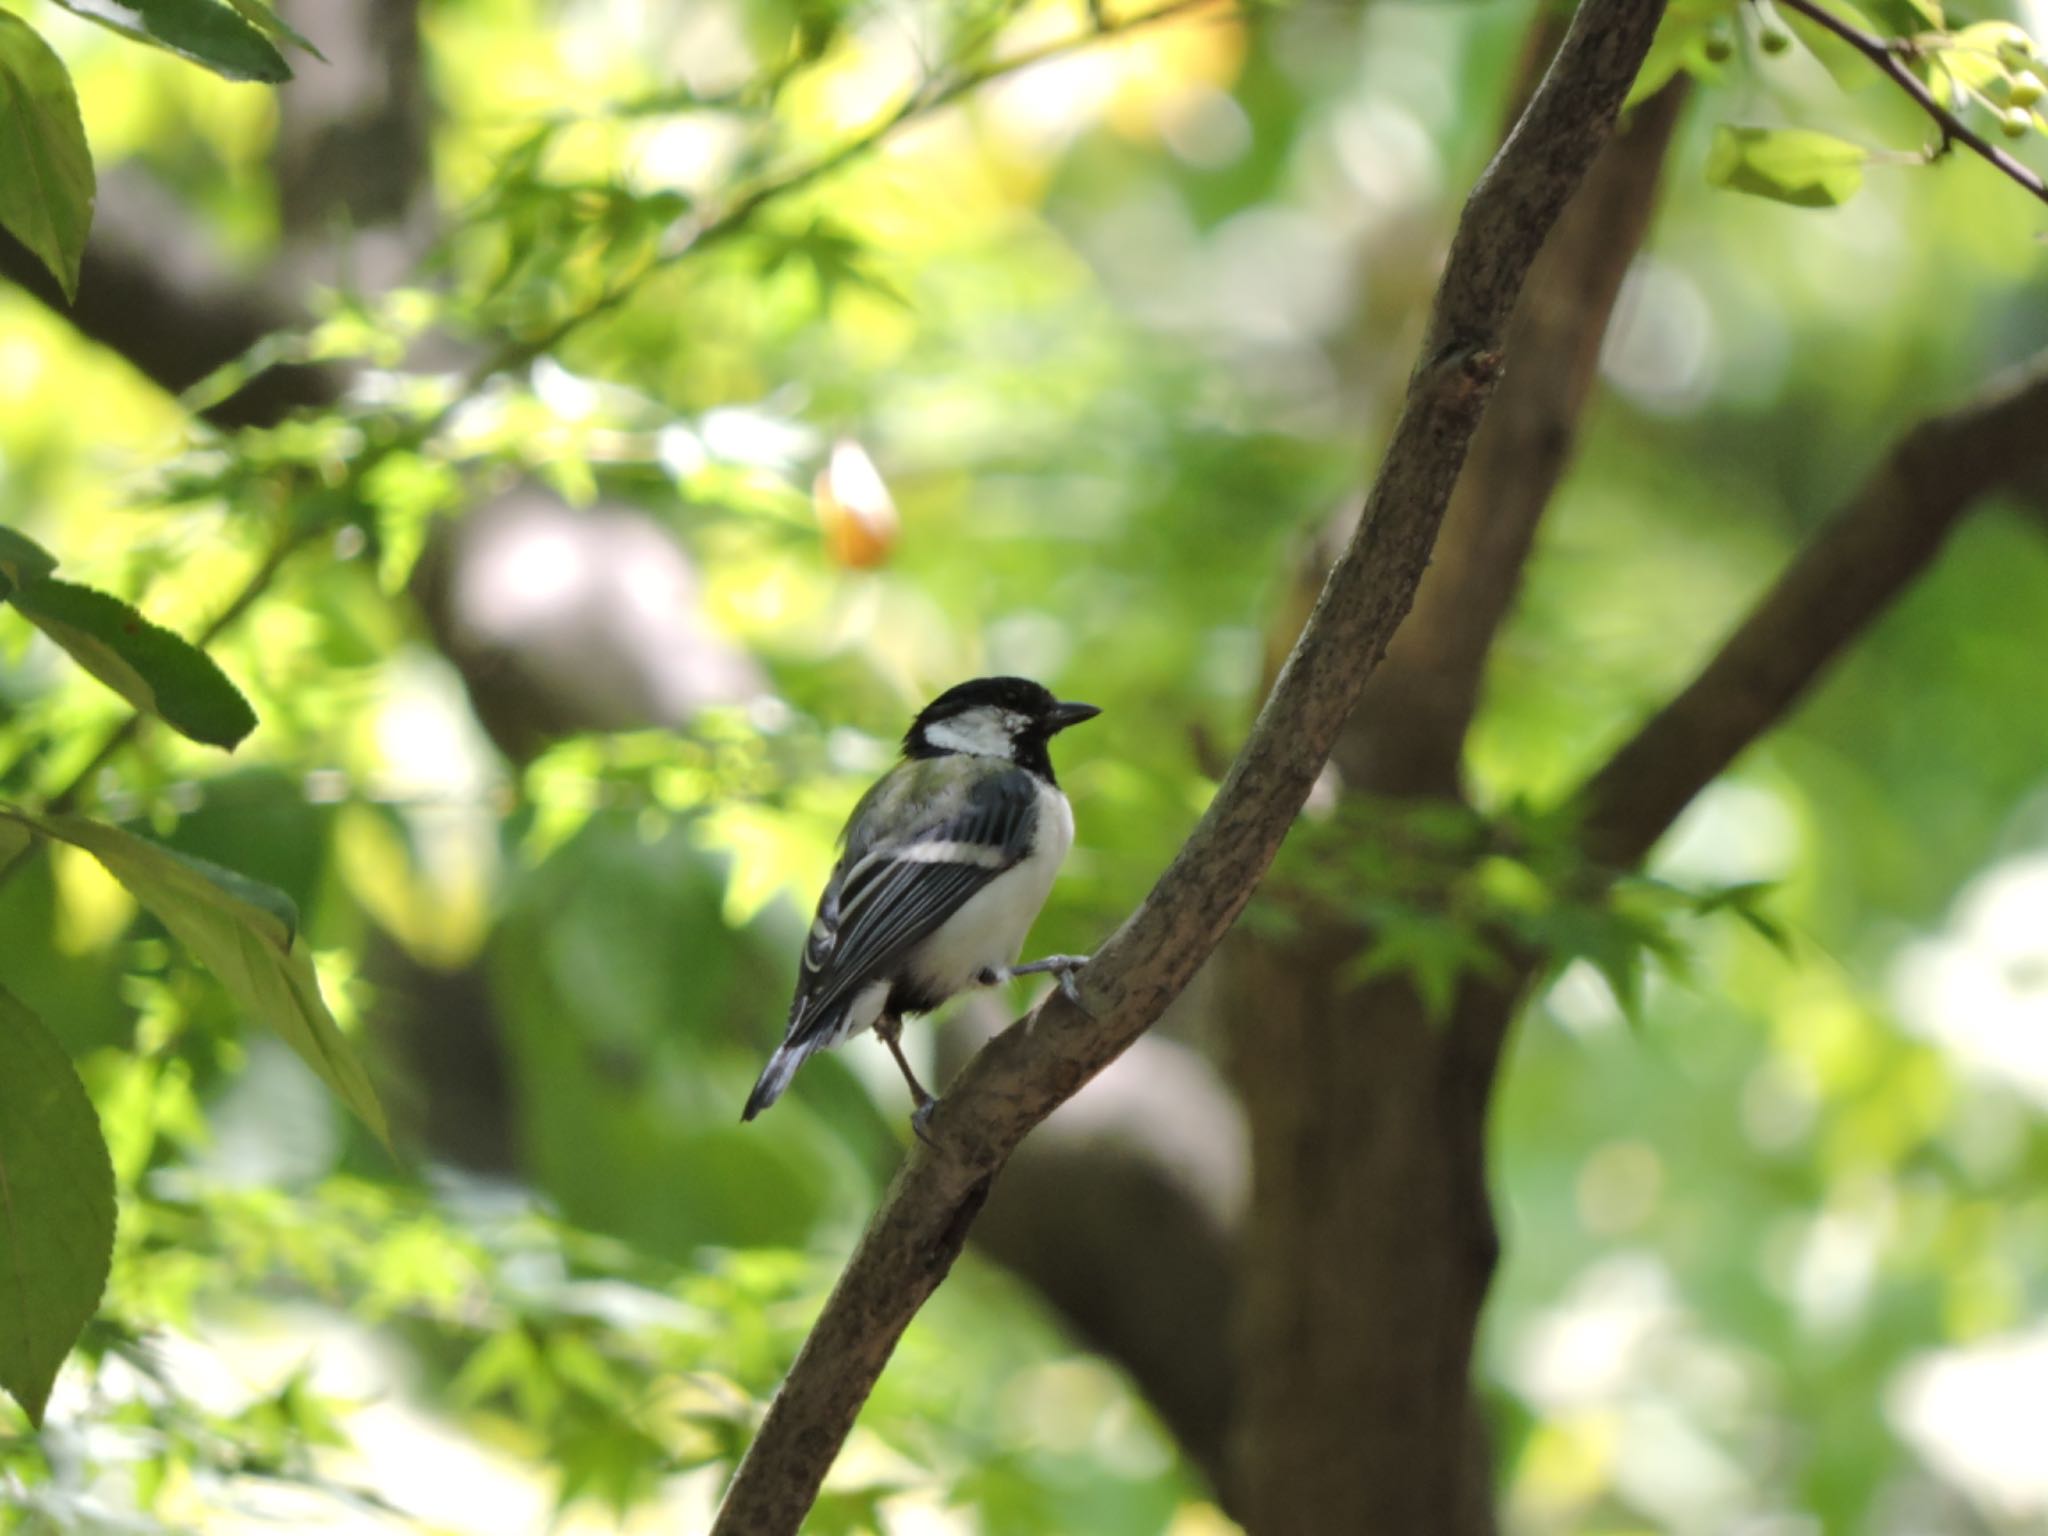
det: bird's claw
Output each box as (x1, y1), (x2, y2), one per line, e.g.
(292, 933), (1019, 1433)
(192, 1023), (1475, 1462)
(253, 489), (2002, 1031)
(1009, 953), (1094, 1018)
(910, 1097), (939, 1147)
(1056, 964), (1092, 1017)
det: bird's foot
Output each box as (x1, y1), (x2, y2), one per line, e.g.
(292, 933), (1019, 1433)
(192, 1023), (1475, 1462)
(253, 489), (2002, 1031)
(877, 1014), (940, 1141)
(1008, 953), (1094, 1016)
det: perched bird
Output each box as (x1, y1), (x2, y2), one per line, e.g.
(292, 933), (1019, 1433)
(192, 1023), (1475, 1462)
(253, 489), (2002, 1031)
(743, 676), (1099, 1128)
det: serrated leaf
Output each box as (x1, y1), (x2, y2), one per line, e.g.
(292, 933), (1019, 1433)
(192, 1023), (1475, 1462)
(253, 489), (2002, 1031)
(449, 1327), (541, 1409)
(1690, 878), (1776, 913)
(0, 525), (59, 604)
(1342, 911), (1506, 1022)
(0, 14), (96, 303)
(0, 983), (116, 1427)
(1707, 125), (1869, 207)
(0, 818), (30, 878)
(4, 577), (256, 749)
(0, 808), (387, 1148)
(1547, 908), (1649, 1025)
(220, 0), (323, 61)
(1694, 879), (1795, 954)
(46, 0), (290, 83)
(1729, 902), (1794, 953)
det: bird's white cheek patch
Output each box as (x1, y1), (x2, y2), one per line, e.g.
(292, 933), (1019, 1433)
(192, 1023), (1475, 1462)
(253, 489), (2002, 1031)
(922, 708), (1021, 759)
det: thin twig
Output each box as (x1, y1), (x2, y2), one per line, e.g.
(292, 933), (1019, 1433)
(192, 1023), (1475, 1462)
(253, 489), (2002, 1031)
(1774, 0), (2048, 207)
(37, 4), (1221, 810)
(465, 0), (1230, 389)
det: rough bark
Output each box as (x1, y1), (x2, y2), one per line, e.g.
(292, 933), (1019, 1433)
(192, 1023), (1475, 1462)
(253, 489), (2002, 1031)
(1225, 935), (1526, 1533)
(708, 6), (1666, 1531)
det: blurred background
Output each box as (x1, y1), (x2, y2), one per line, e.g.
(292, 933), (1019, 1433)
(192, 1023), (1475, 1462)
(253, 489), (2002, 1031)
(2, 0), (2047, 1531)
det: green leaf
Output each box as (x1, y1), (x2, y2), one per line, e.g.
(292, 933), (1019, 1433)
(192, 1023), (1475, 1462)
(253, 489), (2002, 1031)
(1693, 879), (1795, 954)
(1627, 0), (1737, 107)
(1866, 0), (1940, 29)
(0, 525), (59, 604)
(0, 817), (29, 879)
(0, 808), (388, 1148)
(0, 14), (96, 303)
(157, 844), (301, 944)
(1782, 0), (1885, 90)
(1341, 910), (1506, 1022)
(758, 216), (907, 310)
(1531, 904), (1651, 1026)
(220, 0), (324, 61)
(3, 577), (256, 749)
(45, 0), (290, 83)
(0, 983), (116, 1427)
(1929, 22), (2033, 104)
(1706, 125), (1869, 208)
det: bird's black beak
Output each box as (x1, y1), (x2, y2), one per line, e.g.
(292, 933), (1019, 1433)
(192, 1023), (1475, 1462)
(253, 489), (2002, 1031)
(1046, 701), (1101, 734)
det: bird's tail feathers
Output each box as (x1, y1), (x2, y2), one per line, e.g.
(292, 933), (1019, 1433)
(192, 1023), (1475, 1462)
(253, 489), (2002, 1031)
(744, 990), (872, 1120)
(741, 1041), (811, 1120)
(744, 995), (848, 1119)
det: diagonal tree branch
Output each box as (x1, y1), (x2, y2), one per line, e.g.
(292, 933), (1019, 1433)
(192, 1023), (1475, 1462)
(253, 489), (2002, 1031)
(1577, 351), (2048, 867)
(965, 24), (1696, 1499)
(1414, 362), (2048, 1451)
(709, 4), (1668, 1530)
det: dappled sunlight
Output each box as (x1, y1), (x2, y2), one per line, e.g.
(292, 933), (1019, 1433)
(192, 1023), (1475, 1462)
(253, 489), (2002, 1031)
(1890, 1324), (2048, 1523)
(1505, 1256), (1767, 1536)
(1895, 851), (2048, 1108)
(4, 0), (2047, 1529)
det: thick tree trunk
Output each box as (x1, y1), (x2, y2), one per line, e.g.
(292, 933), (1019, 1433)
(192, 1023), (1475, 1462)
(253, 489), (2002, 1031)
(1218, 72), (1689, 1534)
(1221, 346), (2048, 1529)
(1226, 925), (1526, 1534)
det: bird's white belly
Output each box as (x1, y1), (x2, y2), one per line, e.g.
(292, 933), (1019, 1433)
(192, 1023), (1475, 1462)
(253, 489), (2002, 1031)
(908, 783), (1073, 998)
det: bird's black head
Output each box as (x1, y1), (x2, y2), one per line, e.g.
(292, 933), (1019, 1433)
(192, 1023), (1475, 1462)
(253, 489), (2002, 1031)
(904, 675), (1100, 782)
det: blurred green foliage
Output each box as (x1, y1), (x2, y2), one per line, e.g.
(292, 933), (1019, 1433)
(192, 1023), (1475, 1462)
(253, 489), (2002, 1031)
(2, 0), (2048, 1531)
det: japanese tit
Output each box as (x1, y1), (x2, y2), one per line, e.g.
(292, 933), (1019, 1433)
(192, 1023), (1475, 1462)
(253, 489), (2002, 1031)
(743, 676), (1099, 1127)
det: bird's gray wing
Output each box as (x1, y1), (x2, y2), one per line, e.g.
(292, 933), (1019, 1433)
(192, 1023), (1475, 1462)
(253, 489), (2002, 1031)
(785, 766), (1040, 1045)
